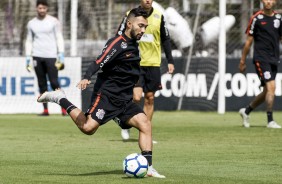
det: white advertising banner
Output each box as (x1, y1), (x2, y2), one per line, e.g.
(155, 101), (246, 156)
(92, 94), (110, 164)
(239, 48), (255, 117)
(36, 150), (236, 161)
(0, 57), (82, 114)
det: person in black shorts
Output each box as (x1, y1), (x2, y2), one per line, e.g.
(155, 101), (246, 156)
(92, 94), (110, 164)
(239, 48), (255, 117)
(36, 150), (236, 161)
(239, 0), (281, 128)
(25, 0), (66, 116)
(37, 7), (165, 178)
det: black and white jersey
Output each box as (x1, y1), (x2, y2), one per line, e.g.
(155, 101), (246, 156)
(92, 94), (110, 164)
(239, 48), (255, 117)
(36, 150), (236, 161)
(246, 10), (282, 64)
(83, 34), (140, 101)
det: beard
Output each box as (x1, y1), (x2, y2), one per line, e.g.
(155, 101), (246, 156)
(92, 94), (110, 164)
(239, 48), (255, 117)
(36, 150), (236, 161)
(130, 29), (143, 40)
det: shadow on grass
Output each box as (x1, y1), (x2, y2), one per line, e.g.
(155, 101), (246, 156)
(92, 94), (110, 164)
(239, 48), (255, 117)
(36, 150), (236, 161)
(48, 170), (148, 179)
(109, 138), (138, 143)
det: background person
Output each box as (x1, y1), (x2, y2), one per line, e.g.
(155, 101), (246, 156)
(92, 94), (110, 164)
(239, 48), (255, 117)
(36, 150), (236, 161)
(239, 0), (281, 129)
(25, 0), (66, 116)
(117, 0), (175, 140)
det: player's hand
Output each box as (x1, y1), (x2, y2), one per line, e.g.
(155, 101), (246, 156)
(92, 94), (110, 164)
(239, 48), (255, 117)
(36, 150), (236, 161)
(167, 63), (175, 74)
(26, 56), (32, 72)
(55, 53), (65, 70)
(76, 79), (91, 90)
(239, 60), (246, 73)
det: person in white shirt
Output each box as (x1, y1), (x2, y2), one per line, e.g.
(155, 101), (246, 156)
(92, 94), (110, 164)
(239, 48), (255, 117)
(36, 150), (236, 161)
(25, 0), (66, 116)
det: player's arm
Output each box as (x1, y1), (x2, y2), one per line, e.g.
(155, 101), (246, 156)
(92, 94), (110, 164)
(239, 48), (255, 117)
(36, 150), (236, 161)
(239, 35), (253, 73)
(239, 15), (255, 73)
(54, 19), (65, 70)
(78, 37), (121, 90)
(116, 15), (128, 36)
(25, 22), (33, 72)
(160, 15), (175, 74)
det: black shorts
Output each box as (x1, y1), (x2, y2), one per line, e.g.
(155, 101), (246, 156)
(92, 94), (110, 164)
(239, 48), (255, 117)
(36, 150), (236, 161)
(86, 93), (144, 129)
(135, 66), (162, 93)
(33, 57), (60, 93)
(254, 60), (278, 86)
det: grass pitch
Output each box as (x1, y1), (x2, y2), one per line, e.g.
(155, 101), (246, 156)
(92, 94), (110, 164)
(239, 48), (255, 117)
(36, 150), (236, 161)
(0, 111), (282, 184)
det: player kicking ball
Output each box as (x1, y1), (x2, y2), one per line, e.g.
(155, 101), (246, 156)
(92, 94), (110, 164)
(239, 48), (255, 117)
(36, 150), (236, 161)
(37, 7), (165, 178)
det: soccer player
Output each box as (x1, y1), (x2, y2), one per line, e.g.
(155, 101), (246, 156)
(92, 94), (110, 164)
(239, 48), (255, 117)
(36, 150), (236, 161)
(239, 0), (281, 128)
(37, 7), (165, 178)
(25, 0), (66, 116)
(117, 0), (175, 140)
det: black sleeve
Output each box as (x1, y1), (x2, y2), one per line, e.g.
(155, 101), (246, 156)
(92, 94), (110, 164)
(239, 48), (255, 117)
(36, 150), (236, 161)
(83, 38), (120, 80)
(116, 16), (127, 36)
(160, 15), (174, 64)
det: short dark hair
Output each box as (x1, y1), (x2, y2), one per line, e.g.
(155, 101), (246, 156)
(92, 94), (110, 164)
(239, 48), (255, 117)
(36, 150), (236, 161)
(36, 0), (48, 7)
(127, 7), (148, 19)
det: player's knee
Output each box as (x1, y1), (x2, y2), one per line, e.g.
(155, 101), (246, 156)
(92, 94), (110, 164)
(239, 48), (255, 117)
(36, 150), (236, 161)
(81, 126), (97, 135)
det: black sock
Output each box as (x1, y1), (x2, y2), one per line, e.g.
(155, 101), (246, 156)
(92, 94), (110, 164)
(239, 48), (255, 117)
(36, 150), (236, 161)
(267, 111), (273, 123)
(245, 105), (253, 115)
(141, 151), (152, 166)
(59, 98), (77, 114)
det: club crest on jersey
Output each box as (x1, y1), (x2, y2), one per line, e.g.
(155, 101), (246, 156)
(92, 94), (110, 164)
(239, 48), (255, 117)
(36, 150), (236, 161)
(96, 109), (105, 120)
(274, 19), (280, 28)
(264, 71), (271, 80)
(121, 42), (127, 49)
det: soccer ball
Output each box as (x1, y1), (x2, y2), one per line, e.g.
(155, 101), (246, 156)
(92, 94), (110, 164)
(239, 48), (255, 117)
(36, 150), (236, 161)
(123, 153), (148, 178)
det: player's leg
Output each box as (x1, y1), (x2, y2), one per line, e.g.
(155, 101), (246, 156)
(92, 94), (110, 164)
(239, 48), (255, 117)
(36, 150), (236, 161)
(121, 75), (144, 140)
(33, 57), (49, 115)
(239, 60), (266, 127)
(45, 58), (67, 116)
(37, 90), (100, 134)
(127, 112), (165, 178)
(143, 92), (155, 121)
(264, 65), (281, 128)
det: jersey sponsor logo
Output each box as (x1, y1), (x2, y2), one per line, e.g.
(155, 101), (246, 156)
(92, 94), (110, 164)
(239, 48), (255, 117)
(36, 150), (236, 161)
(274, 19), (280, 28)
(264, 71), (271, 80)
(100, 48), (117, 67)
(261, 21), (267, 25)
(121, 42), (128, 49)
(140, 34), (154, 42)
(96, 109), (105, 120)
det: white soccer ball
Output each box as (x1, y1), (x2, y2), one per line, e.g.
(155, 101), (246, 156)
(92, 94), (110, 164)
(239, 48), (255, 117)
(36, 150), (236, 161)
(123, 153), (148, 178)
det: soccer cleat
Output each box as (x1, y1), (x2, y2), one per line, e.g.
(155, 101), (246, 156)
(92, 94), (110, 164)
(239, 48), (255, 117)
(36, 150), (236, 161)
(38, 112), (49, 116)
(147, 166), (166, 178)
(239, 108), (250, 128)
(267, 121), (281, 129)
(121, 129), (130, 140)
(37, 90), (66, 104)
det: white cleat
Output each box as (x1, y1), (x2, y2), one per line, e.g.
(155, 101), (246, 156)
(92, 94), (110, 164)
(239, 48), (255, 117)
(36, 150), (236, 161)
(121, 129), (130, 140)
(239, 108), (250, 128)
(267, 121), (281, 129)
(37, 90), (66, 104)
(147, 166), (166, 178)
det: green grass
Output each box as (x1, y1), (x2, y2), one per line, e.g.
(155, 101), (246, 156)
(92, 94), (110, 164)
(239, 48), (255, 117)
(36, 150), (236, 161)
(0, 111), (282, 184)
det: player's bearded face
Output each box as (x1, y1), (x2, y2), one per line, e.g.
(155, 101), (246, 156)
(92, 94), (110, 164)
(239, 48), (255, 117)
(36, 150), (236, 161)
(37, 5), (48, 18)
(130, 18), (148, 40)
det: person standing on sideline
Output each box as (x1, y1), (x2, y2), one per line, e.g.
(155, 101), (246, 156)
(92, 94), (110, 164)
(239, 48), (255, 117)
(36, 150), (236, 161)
(25, 0), (66, 116)
(37, 7), (166, 178)
(117, 0), (175, 140)
(239, 0), (281, 128)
